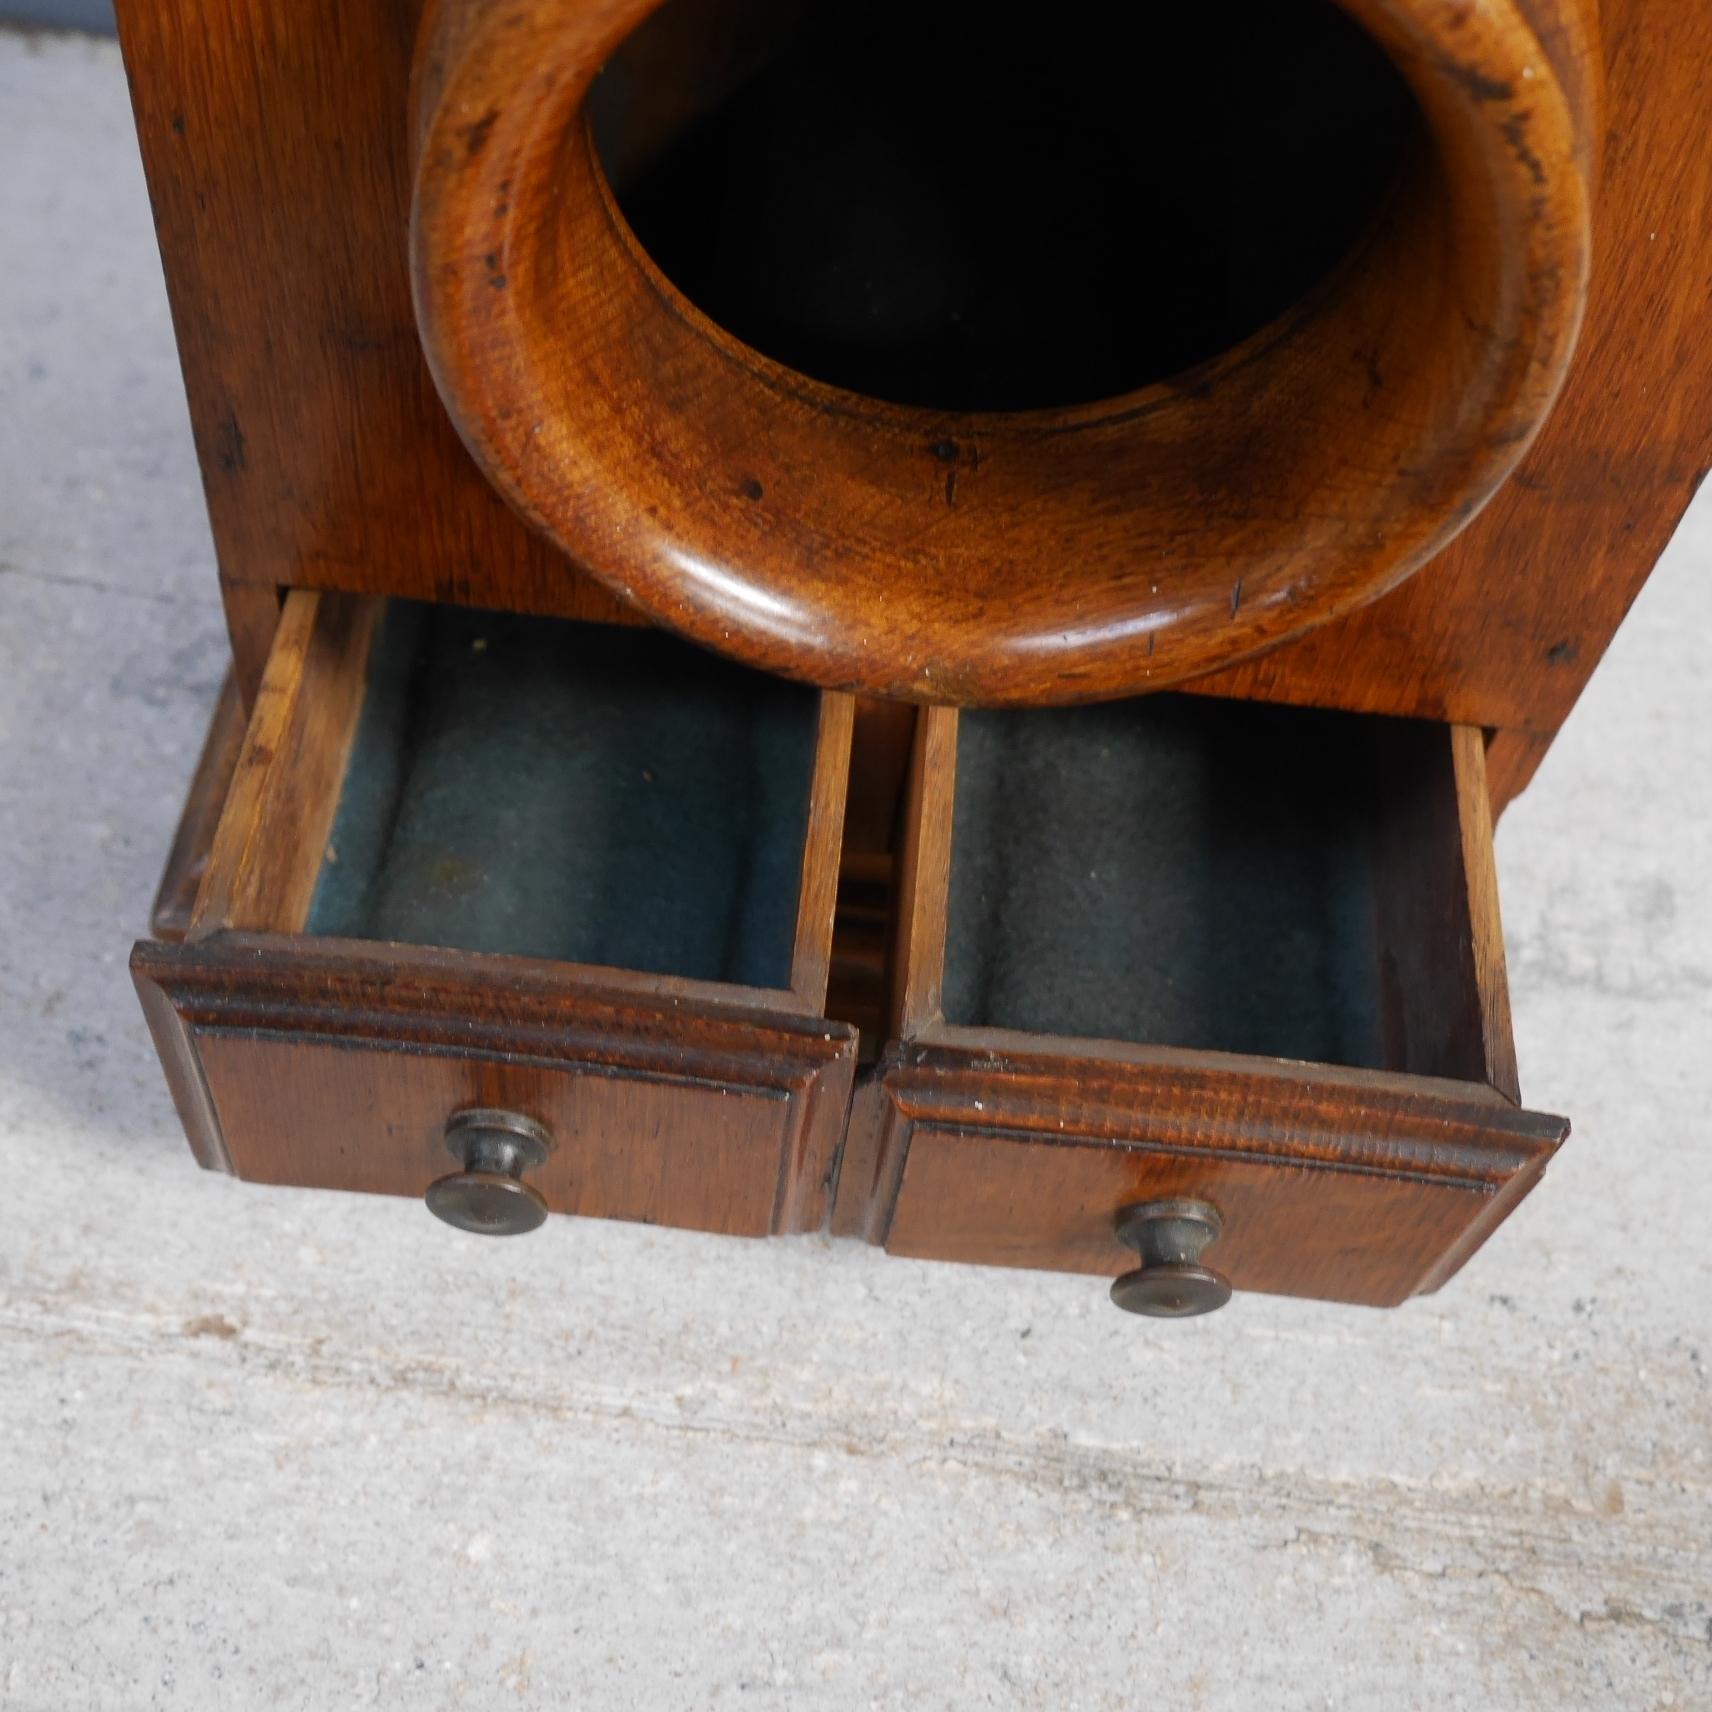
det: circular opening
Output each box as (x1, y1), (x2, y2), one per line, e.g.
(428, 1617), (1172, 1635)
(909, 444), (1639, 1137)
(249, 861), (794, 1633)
(590, 0), (1421, 412)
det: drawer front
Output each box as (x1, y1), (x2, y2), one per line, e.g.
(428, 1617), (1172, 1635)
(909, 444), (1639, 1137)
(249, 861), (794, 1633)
(202, 1037), (798, 1236)
(135, 937), (854, 1235)
(887, 1129), (1528, 1308)
(134, 588), (858, 1237)
(844, 1040), (1566, 1308)
(832, 701), (1568, 1305)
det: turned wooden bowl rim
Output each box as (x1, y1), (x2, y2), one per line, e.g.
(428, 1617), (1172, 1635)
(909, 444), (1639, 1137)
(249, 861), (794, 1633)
(410, 0), (1593, 705)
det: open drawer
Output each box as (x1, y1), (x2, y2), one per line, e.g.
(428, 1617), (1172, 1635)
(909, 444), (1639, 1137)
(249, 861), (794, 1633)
(833, 700), (1567, 1310)
(133, 591), (858, 1236)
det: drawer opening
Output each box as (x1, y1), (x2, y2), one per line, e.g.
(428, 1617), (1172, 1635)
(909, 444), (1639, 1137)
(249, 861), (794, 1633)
(302, 602), (816, 987)
(190, 591), (853, 1009)
(931, 697), (1508, 1086)
(145, 590), (862, 1236)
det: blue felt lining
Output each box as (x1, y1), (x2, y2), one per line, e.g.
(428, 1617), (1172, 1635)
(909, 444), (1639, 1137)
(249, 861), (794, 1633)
(306, 602), (816, 988)
(942, 696), (1420, 1070)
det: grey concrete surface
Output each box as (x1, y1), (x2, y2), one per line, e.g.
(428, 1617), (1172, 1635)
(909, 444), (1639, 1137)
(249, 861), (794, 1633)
(2, 29), (1709, 1711)
(0, 4), (111, 33)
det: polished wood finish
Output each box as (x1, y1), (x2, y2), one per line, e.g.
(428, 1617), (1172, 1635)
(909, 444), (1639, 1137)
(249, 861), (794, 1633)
(116, 0), (1711, 770)
(133, 938), (856, 1234)
(112, 0), (638, 709)
(117, 0), (1702, 1302)
(847, 1038), (1563, 1306)
(1191, 2), (1712, 743)
(409, 0), (1592, 704)
(134, 588), (860, 1236)
(830, 704), (1566, 1304)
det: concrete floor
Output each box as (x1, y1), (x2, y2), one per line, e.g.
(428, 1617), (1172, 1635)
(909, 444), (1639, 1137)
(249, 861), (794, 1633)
(2, 29), (1709, 1711)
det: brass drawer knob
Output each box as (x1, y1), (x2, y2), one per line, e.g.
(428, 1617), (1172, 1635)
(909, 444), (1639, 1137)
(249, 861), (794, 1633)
(1111, 1199), (1231, 1319)
(426, 1109), (554, 1237)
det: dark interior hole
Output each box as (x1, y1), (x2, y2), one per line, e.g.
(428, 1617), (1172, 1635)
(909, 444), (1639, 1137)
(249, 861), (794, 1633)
(590, 0), (1418, 411)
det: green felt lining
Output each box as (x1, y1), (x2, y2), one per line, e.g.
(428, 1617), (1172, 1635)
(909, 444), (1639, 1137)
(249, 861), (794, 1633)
(943, 697), (1438, 1070)
(305, 602), (817, 988)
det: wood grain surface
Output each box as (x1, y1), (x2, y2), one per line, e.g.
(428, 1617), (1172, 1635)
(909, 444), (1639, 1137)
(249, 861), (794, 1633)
(132, 935), (857, 1234)
(842, 1030), (1566, 1305)
(115, 0), (1711, 764)
(19, 42), (1710, 1693)
(188, 590), (381, 938)
(408, 0), (1594, 703)
(830, 695), (1566, 1300)
(141, 583), (863, 1238)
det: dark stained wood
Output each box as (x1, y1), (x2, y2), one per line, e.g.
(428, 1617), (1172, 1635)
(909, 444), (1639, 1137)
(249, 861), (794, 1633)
(116, 0), (1698, 1304)
(150, 670), (246, 941)
(831, 698), (1565, 1300)
(116, 0), (1710, 778)
(131, 936), (855, 1234)
(133, 952), (233, 1175)
(841, 701), (917, 857)
(111, 0), (636, 683)
(824, 852), (890, 1058)
(859, 1032), (1564, 1306)
(1190, 1), (1712, 745)
(409, 0), (1594, 705)
(138, 585), (861, 1237)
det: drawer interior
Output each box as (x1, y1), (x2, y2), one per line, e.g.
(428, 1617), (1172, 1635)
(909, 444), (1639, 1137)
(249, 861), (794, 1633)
(191, 591), (851, 1006)
(304, 600), (815, 986)
(900, 696), (1515, 1092)
(840, 694), (1551, 1293)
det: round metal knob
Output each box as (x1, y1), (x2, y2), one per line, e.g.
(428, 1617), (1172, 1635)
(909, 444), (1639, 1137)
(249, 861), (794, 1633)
(426, 1109), (553, 1237)
(1110, 1199), (1231, 1319)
